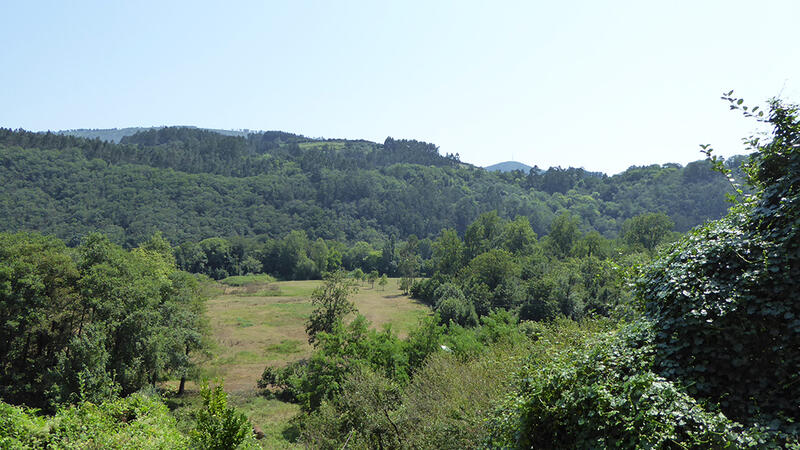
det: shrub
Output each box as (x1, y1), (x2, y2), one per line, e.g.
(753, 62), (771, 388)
(1, 393), (190, 449)
(486, 321), (790, 448)
(637, 97), (800, 428)
(191, 382), (253, 450)
(435, 296), (478, 327)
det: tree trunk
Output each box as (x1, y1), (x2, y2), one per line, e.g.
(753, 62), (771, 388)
(177, 343), (190, 396)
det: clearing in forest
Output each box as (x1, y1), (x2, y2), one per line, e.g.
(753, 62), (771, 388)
(167, 277), (430, 447)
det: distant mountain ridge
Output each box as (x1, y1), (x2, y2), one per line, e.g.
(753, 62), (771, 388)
(485, 161), (535, 173)
(54, 126), (255, 143)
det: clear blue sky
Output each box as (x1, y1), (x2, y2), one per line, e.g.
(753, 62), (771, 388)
(2, 1), (798, 174)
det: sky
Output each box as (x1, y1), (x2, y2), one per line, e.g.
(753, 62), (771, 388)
(1, 0), (798, 174)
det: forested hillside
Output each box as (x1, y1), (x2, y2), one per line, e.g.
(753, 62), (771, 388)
(55, 126), (252, 143)
(1, 97), (798, 449)
(1, 127), (735, 248)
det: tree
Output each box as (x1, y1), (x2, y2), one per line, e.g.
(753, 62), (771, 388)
(433, 283), (477, 327)
(397, 236), (420, 295)
(191, 382), (252, 449)
(351, 268), (365, 285)
(277, 230), (310, 280)
(367, 270), (379, 288)
(432, 228), (465, 275)
(546, 212), (579, 258)
(500, 216), (538, 255)
(166, 271), (210, 396)
(0, 232), (209, 409)
(572, 231), (610, 258)
(306, 271), (359, 345)
(378, 274), (388, 291)
(198, 237), (233, 280)
(621, 212), (674, 251)
(309, 238), (329, 277)
(464, 211), (503, 259)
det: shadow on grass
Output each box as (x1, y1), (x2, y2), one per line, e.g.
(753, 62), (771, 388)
(282, 423), (301, 442)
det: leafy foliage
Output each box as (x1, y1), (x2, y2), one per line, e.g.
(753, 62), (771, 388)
(0, 126), (734, 248)
(486, 321), (788, 449)
(292, 313), (530, 449)
(637, 97), (800, 429)
(0, 232), (208, 410)
(621, 211), (675, 251)
(413, 211), (637, 326)
(191, 382), (254, 450)
(305, 270), (359, 345)
(0, 393), (189, 449)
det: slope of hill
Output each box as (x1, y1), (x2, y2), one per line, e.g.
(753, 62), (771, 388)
(484, 160), (534, 173)
(0, 127), (733, 246)
(53, 126), (254, 143)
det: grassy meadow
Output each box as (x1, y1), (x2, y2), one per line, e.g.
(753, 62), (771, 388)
(169, 276), (430, 447)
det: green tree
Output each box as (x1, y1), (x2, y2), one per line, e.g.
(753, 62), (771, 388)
(277, 230), (310, 280)
(308, 238), (329, 277)
(198, 237), (233, 279)
(397, 236), (420, 294)
(546, 212), (579, 258)
(500, 216), (538, 255)
(464, 211), (503, 259)
(621, 212), (674, 251)
(432, 228), (465, 275)
(572, 231), (611, 258)
(0, 232), (82, 408)
(351, 268), (365, 285)
(434, 283), (477, 327)
(378, 274), (388, 291)
(306, 271), (359, 345)
(191, 382), (252, 450)
(367, 270), (379, 288)
(0, 232), (209, 409)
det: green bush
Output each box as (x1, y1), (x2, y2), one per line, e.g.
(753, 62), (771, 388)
(0, 393), (189, 449)
(486, 321), (790, 448)
(300, 338), (528, 449)
(436, 296), (478, 327)
(191, 382), (254, 450)
(0, 402), (49, 448)
(261, 315), (411, 412)
(637, 97), (800, 428)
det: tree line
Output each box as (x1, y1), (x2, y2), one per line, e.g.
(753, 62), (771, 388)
(1, 126), (734, 249)
(255, 95), (800, 448)
(0, 231), (207, 410)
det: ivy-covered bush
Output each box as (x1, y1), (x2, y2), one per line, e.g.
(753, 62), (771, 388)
(486, 321), (788, 448)
(636, 97), (800, 428)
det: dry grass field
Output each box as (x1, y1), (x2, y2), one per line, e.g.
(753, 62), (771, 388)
(169, 277), (430, 447)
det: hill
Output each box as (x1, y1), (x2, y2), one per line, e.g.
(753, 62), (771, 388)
(0, 127), (734, 247)
(484, 160), (535, 173)
(54, 126), (254, 143)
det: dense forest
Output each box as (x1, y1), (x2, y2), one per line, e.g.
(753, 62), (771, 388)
(1, 126), (736, 250)
(1, 95), (798, 448)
